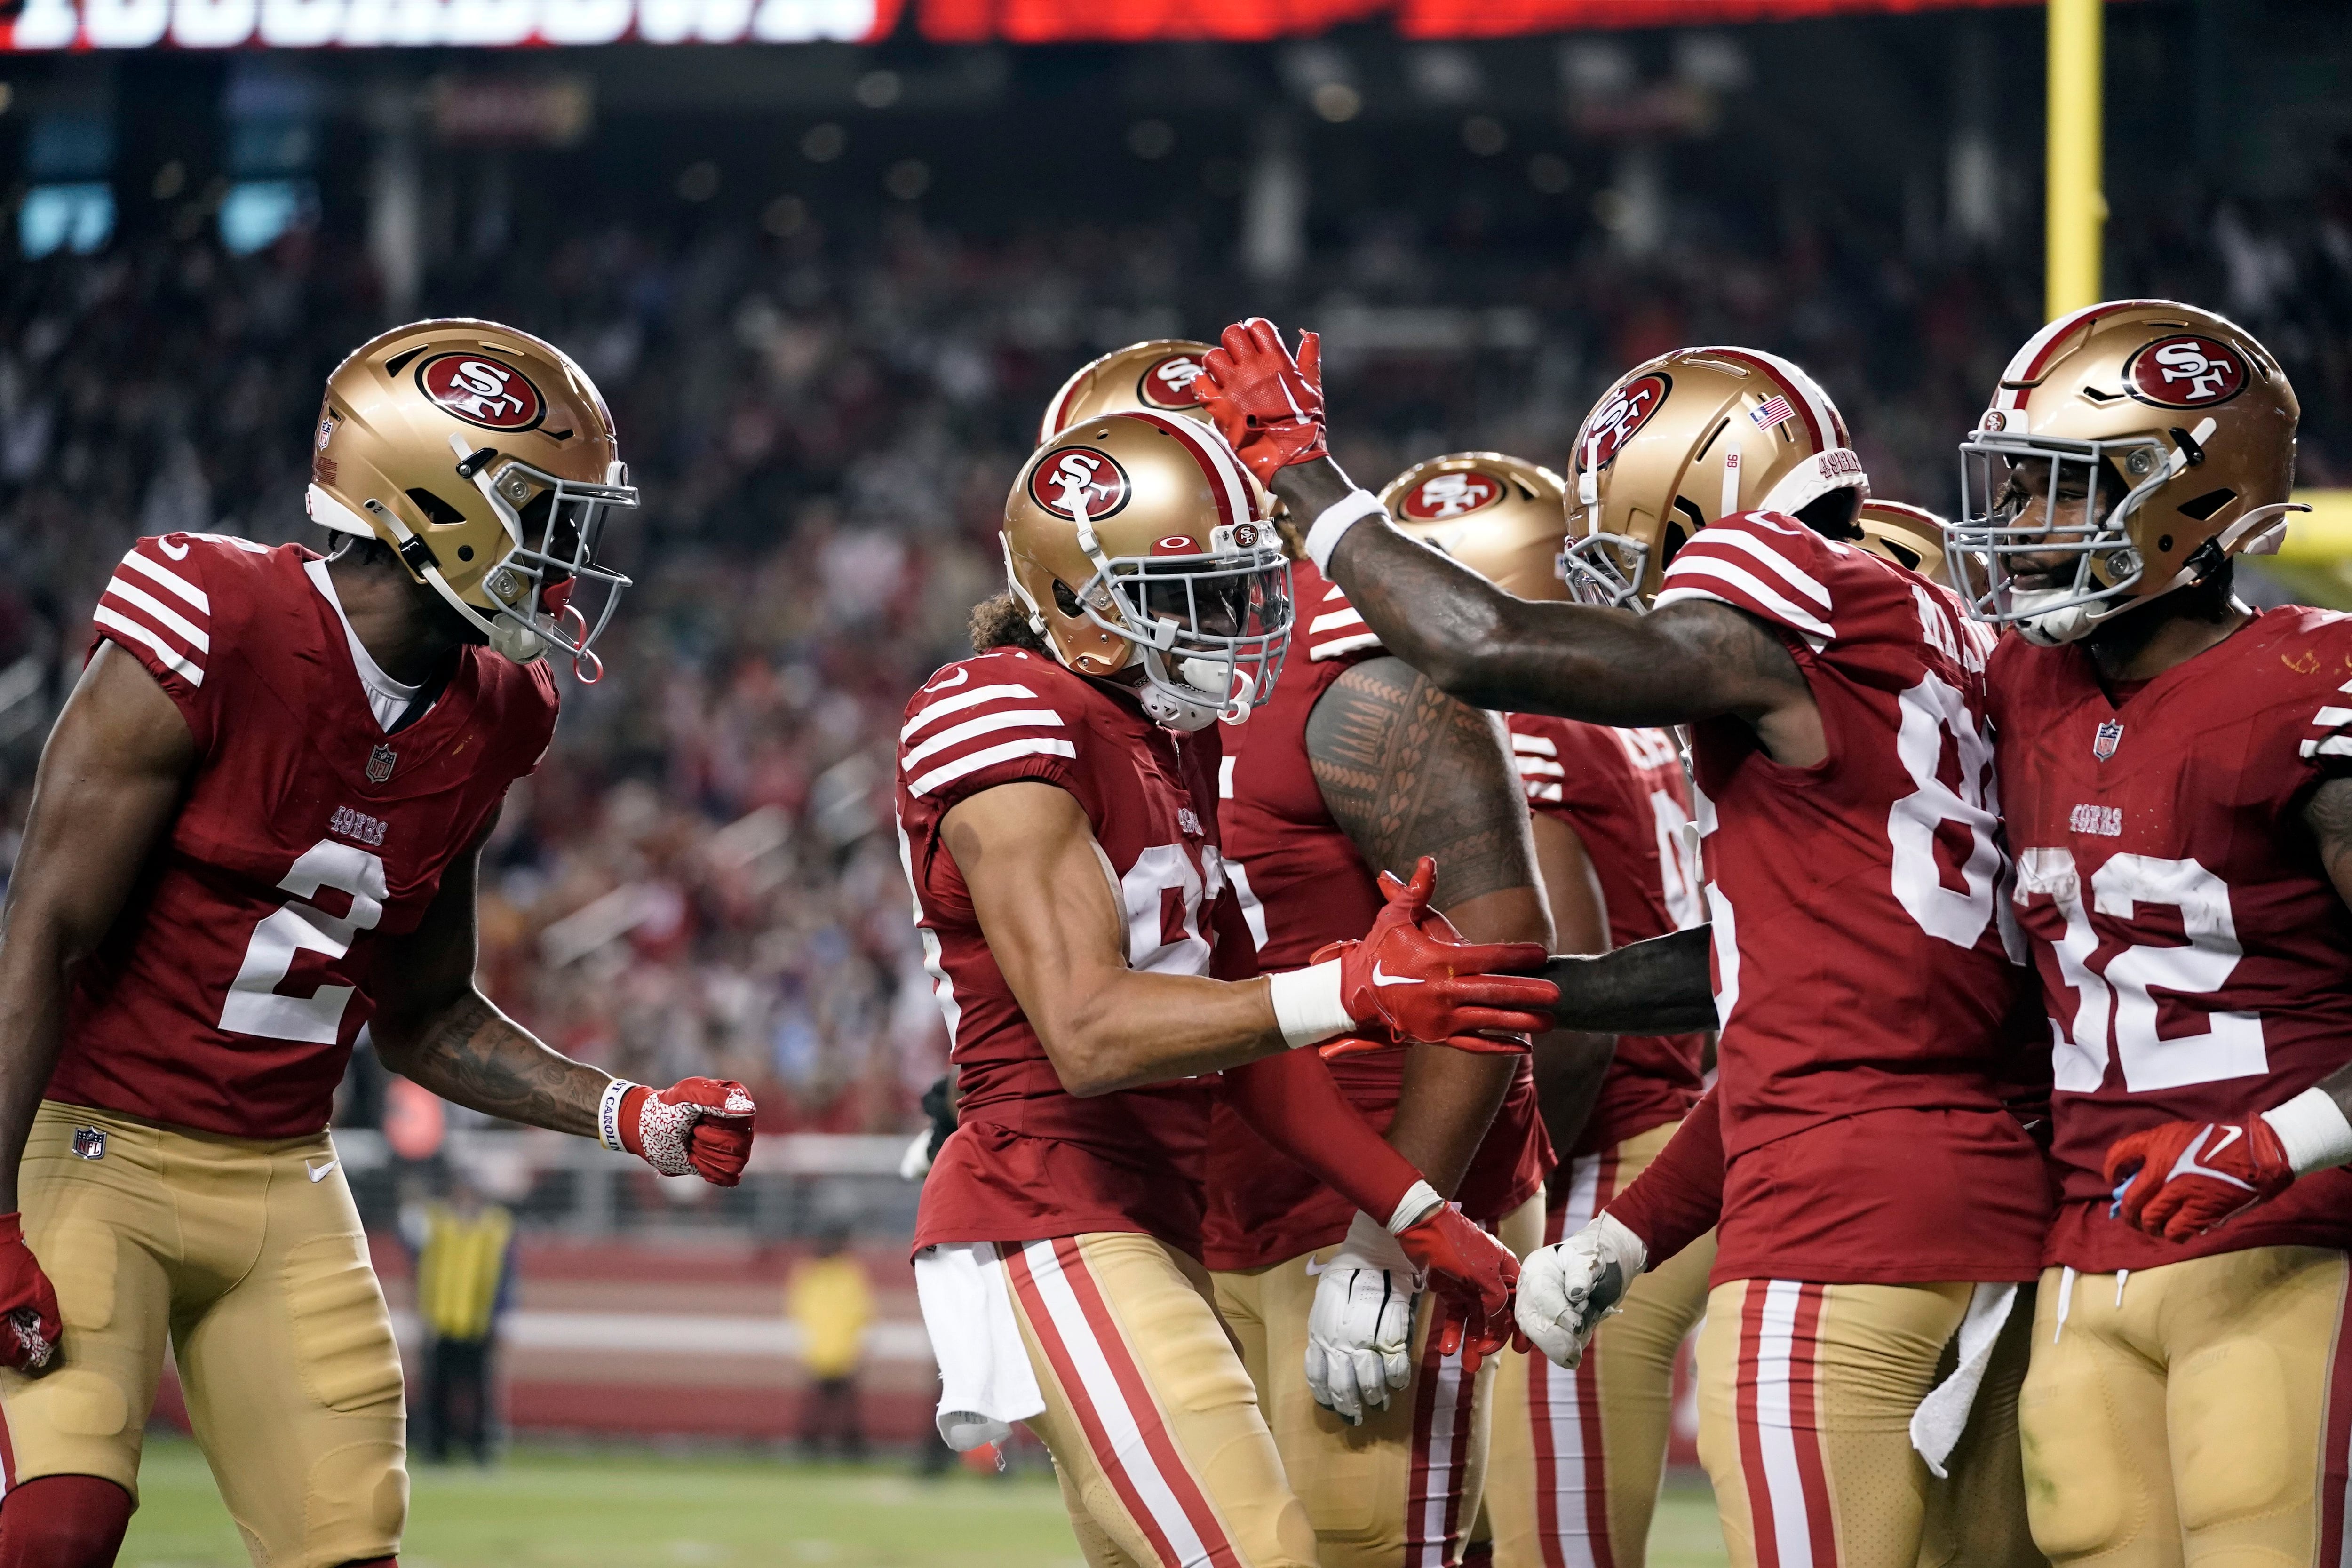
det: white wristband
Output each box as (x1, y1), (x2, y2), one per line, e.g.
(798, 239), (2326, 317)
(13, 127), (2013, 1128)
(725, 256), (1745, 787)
(597, 1078), (642, 1154)
(1386, 1179), (1445, 1235)
(1267, 960), (1352, 1049)
(1340, 1208), (1417, 1275)
(1303, 489), (1387, 573)
(2261, 1086), (2352, 1176)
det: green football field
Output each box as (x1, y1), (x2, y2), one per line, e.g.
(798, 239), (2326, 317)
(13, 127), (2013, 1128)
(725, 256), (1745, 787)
(117, 1438), (1732, 1567)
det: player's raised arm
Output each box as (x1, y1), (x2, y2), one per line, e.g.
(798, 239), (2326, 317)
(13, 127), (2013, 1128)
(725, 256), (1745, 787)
(0, 645), (198, 1369)
(368, 813), (756, 1186)
(1193, 319), (1829, 766)
(942, 780), (1551, 1097)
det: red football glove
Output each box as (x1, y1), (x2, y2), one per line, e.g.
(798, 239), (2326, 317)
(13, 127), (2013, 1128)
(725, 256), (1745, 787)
(1312, 1009), (1533, 1064)
(1396, 1200), (1518, 1368)
(1195, 318), (1330, 489)
(618, 1078), (758, 1187)
(0, 1213), (61, 1375)
(2104, 1117), (2295, 1242)
(1322, 858), (1554, 1045)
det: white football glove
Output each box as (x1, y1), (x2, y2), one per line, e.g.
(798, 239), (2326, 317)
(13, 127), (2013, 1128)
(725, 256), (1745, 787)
(1304, 1210), (1423, 1426)
(1514, 1212), (1648, 1369)
(898, 1128), (937, 1183)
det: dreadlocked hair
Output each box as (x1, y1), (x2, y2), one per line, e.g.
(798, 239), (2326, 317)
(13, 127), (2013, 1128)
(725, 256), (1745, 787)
(969, 591), (1049, 654)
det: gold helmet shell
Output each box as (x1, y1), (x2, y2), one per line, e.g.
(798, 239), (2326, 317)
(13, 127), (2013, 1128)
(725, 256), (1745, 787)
(1856, 500), (1951, 586)
(1558, 346), (1867, 609)
(1951, 299), (2300, 645)
(1039, 340), (1217, 445)
(306, 319), (636, 676)
(1379, 452), (1571, 602)
(1003, 411), (1290, 732)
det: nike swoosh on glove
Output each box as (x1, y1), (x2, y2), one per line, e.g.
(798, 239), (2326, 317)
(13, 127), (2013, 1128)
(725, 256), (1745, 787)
(1304, 1212), (1422, 1425)
(1515, 1212), (1646, 1369)
(0, 1212), (61, 1375)
(1325, 858), (1555, 1045)
(2104, 1117), (2294, 1242)
(1395, 1199), (1519, 1366)
(1194, 318), (1329, 490)
(621, 1078), (759, 1186)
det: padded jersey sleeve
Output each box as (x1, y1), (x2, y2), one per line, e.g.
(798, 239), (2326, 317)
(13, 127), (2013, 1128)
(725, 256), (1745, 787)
(897, 653), (1088, 814)
(89, 534), (223, 752)
(1651, 510), (1839, 652)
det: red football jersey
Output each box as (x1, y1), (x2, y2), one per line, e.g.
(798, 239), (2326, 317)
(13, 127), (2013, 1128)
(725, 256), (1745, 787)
(1651, 513), (2050, 1284)
(57, 534), (557, 1139)
(1990, 608), (2352, 1273)
(1506, 714), (1708, 1158)
(1201, 562), (1551, 1272)
(899, 646), (1236, 1256)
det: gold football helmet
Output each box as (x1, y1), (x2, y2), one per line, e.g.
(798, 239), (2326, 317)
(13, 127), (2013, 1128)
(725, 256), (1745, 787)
(1950, 299), (2302, 645)
(1039, 340), (1218, 445)
(1379, 453), (1571, 601)
(1003, 411), (1290, 732)
(1855, 500), (1951, 585)
(307, 319), (636, 677)
(1558, 346), (1868, 610)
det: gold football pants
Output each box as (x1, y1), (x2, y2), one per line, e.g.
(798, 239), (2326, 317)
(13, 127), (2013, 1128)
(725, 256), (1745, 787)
(1486, 1120), (1716, 1568)
(1696, 1276), (2039, 1568)
(1007, 1232), (1318, 1568)
(2020, 1248), (2352, 1568)
(0, 1102), (406, 1568)
(1213, 1195), (1543, 1568)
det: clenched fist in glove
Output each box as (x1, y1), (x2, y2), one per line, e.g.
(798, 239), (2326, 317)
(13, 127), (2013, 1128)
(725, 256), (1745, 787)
(1194, 319), (1329, 490)
(0, 1213), (61, 1375)
(600, 1077), (758, 1186)
(1393, 1185), (1519, 1369)
(2105, 1117), (2295, 1242)
(1304, 1212), (1422, 1425)
(1267, 859), (1555, 1051)
(1515, 1212), (1647, 1369)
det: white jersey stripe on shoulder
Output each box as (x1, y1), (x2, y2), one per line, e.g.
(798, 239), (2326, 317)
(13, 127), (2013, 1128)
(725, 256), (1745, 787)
(119, 550), (211, 614)
(901, 683), (1040, 741)
(2301, 737), (2352, 760)
(103, 577), (212, 654)
(1654, 564), (1834, 643)
(902, 708), (1066, 772)
(2311, 706), (2352, 729)
(93, 605), (205, 687)
(1309, 632), (1381, 662)
(1530, 781), (1563, 802)
(909, 737), (1077, 798)
(1515, 756), (1565, 780)
(1669, 530), (1831, 609)
(1510, 732), (1557, 756)
(1309, 608), (1367, 635)
(1017, 1241), (1214, 1566)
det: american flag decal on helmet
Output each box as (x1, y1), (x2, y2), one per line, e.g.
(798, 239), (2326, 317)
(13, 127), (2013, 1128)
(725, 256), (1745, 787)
(1750, 394), (1797, 431)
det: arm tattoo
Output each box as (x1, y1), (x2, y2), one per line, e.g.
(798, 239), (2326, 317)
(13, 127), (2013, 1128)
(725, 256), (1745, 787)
(1317, 514), (1808, 727)
(1533, 927), (1719, 1035)
(2309, 778), (2352, 895)
(392, 991), (603, 1138)
(1307, 656), (1537, 906)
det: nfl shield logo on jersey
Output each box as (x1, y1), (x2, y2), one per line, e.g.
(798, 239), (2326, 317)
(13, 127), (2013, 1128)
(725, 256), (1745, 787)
(2093, 719), (2124, 761)
(366, 743), (397, 784)
(71, 1126), (106, 1161)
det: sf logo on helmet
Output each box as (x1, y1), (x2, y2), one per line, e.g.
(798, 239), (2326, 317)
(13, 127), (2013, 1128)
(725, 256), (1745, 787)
(1403, 471), (1501, 521)
(2127, 335), (2247, 408)
(1579, 373), (1670, 473)
(418, 353), (547, 431)
(1031, 447), (1131, 522)
(1140, 356), (1207, 409)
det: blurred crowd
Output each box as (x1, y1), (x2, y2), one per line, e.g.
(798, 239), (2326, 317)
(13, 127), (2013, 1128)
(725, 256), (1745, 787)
(2, 139), (2349, 1138)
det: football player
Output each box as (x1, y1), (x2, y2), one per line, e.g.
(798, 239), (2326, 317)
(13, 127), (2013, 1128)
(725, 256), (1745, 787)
(1854, 500), (1953, 586)
(0, 322), (757, 1568)
(1040, 345), (1560, 1568)
(1943, 301), (2351, 1567)
(898, 409), (1554, 1568)
(1196, 321), (2053, 1568)
(1383, 453), (1714, 1568)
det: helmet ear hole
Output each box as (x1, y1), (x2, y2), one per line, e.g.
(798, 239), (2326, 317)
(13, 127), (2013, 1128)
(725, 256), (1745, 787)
(1796, 486), (1863, 538)
(1052, 580), (1085, 619)
(2178, 487), (2235, 522)
(405, 487), (467, 527)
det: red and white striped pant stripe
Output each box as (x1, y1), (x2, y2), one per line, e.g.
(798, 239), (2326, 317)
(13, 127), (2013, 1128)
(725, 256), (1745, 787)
(1525, 1150), (1625, 1568)
(1734, 1281), (1839, 1568)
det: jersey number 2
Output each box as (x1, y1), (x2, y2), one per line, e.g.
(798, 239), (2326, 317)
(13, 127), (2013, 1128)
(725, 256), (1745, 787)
(219, 840), (389, 1044)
